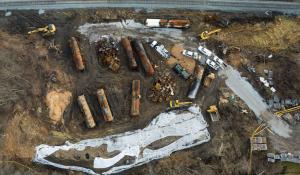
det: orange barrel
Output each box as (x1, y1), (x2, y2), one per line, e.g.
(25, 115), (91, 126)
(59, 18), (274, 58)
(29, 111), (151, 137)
(69, 37), (85, 71)
(132, 39), (155, 76)
(121, 37), (138, 70)
(188, 65), (204, 99)
(131, 80), (141, 117)
(77, 95), (96, 128)
(96, 89), (113, 122)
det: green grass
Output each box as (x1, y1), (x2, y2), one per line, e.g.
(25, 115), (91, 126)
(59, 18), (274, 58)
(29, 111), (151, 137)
(280, 162), (300, 175)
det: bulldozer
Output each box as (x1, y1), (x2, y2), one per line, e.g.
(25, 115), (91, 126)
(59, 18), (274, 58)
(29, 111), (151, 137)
(207, 105), (220, 121)
(200, 29), (221, 40)
(28, 24), (56, 36)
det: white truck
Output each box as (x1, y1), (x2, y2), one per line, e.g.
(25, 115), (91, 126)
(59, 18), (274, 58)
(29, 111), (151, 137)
(150, 40), (170, 59)
(206, 59), (220, 70)
(182, 49), (199, 60)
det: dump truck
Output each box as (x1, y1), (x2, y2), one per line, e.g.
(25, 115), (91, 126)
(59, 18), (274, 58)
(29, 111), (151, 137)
(145, 19), (190, 29)
(132, 39), (155, 76)
(131, 80), (141, 117)
(121, 37), (138, 70)
(77, 95), (96, 128)
(97, 89), (113, 122)
(69, 37), (85, 71)
(188, 65), (204, 99)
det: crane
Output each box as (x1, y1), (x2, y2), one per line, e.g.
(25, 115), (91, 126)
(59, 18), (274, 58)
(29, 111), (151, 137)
(247, 123), (274, 175)
(274, 105), (300, 117)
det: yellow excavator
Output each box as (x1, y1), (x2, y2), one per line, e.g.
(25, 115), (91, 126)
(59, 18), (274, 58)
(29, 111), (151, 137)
(168, 100), (192, 110)
(200, 28), (221, 40)
(274, 105), (300, 117)
(28, 24), (56, 36)
(207, 105), (220, 121)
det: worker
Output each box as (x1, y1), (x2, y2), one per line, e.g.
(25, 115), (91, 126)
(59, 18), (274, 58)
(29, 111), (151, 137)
(28, 24), (56, 36)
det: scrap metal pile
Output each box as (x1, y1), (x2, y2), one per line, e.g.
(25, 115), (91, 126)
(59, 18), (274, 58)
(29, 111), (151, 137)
(96, 36), (120, 72)
(148, 72), (175, 102)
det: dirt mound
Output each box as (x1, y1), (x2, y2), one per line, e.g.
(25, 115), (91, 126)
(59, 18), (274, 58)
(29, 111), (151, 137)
(45, 90), (72, 124)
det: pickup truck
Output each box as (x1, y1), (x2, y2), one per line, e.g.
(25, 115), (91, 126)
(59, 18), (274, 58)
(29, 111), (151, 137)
(182, 49), (199, 60)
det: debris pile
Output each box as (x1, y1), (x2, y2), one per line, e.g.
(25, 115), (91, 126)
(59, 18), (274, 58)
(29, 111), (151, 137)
(148, 72), (175, 102)
(96, 36), (120, 72)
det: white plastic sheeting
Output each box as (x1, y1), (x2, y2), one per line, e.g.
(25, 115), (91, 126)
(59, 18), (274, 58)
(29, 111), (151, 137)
(34, 106), (210, 175)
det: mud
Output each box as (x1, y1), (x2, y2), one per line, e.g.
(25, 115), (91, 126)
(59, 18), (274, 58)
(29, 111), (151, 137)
(0, 8), (299, 175)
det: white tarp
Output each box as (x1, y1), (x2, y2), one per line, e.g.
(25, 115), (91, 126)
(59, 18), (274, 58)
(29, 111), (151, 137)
(34, 106), (210, 175)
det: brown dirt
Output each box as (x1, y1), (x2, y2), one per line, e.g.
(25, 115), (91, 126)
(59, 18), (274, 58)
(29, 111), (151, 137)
(45, 90), (72, 124)
(167, 43), (196, 74)
(0, 8), (299, 175)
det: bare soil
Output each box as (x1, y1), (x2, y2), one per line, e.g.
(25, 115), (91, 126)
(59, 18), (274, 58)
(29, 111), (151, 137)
(0, 8), (299, 175)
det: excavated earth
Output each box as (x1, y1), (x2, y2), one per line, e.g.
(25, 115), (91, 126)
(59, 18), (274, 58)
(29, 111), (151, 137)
(0, 9), (299, 175)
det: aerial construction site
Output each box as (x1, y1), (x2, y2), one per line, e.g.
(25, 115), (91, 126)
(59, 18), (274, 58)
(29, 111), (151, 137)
(0, 0), (300, 175)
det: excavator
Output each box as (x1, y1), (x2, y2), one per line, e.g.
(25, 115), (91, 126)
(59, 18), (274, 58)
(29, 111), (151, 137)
(207, 105), (220, 121)
(168, 100), (192, 111)
(200, 28), (221, 40)
(28, 24), (56, 36)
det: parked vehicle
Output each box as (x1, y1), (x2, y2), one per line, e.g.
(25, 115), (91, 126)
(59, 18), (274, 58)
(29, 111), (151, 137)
(173, 63), (191, 79)
(150, 40), (170, 59)
(182, 49), (199, 60)
(206, 59), (220, 70)
(198, 45), (213, 57)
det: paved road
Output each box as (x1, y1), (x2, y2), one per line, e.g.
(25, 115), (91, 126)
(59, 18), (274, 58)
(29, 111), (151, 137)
(1, 0), (300, 14)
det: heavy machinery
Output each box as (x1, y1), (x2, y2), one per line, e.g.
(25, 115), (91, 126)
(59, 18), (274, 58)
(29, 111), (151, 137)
(28, 24), (56, 36)
(203, 73), (216, 87)
(200, 28), (221, 40)
(168, 100), (192, 110)
(247, 123), (274, 175)
(274, 105), (300, 117)
(207, 105), (220, 122)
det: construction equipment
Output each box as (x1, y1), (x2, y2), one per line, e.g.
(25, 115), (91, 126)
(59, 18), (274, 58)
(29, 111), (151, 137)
(200, 29), (221, 40)
(247, 123), (274, 175)
(168, 100), (192, 110)
(207, 105), (220, 122)
(203, 73), (216, 87)
(28, 24), (56, 36)
(274, 105), (300, 117)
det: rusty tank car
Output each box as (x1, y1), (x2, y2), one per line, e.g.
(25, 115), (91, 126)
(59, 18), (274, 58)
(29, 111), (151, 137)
(132, 39), (155, 76)
(77, 95), (96, 128)
(69, 37), (85, 71)
(188, 65), (204, 99)
(97, 89), (113, 122)
(131, 80), (141, 117)
(121, 37), (138, 70)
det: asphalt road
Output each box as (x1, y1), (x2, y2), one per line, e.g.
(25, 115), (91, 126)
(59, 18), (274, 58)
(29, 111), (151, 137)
(1, 0), (300, 14)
